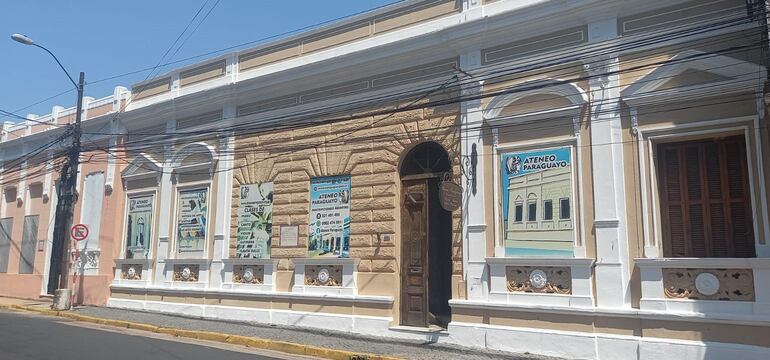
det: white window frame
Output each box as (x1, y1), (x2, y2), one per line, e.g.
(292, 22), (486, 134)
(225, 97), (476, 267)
(119, 189), (159, 259)
(171, 182), (212, 259)
(559, 197), (570, 220)
(493, 140), (584, 258)
(636, 115), (769, 258)
(543, 199), (554, 221)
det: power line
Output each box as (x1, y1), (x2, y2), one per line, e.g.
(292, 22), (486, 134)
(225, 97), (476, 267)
(86, 0), (410, 87)
(82, 37), (767, 154)
(121, 0), (214, 110)
(3, 8), (766, 179)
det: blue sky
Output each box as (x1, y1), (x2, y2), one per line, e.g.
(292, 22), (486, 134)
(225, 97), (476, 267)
(0, 0), (400, 122)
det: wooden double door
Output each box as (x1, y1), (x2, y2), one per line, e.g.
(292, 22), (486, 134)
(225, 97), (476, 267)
(400, 178), (452, 327)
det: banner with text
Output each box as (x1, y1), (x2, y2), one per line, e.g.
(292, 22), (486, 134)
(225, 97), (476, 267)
(237, 183), (273, 259)
(177, 188), (208, 253)
(501, 147), (574, 257)
(308, 175), (351, 258)
(125, 195), (153, 259)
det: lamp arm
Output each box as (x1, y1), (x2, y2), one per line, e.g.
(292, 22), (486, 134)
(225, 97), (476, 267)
(33, 43), (78, 90)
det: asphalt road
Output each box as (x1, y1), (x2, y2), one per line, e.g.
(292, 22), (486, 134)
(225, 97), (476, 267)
(0, 309), (317, 360)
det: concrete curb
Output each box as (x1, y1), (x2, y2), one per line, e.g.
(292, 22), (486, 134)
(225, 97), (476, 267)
(0, 304), (403, 360)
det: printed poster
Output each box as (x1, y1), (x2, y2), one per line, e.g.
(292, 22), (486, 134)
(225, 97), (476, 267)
(307, 175), (351, 258)
(125, 195), (153, 259)
(501, 147), (574, 257)
(177, 188), (208, 253)
(236, 183), (273, 259)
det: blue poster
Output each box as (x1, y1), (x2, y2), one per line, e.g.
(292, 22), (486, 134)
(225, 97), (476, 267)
(308, 175), (351, 258)
(500, 147), (574, 257)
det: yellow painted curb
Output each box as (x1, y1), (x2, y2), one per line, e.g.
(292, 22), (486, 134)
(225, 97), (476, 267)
(155, 327), (177, 336)
(127, 322), (159, 332)
(268, 340), (307, 355)
(224, 334), (252, 346)
(5, 304), (405, 360)
(195, 331), (230, 342)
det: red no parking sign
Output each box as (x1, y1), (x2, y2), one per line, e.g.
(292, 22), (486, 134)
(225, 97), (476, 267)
(70, 224), (89, 242)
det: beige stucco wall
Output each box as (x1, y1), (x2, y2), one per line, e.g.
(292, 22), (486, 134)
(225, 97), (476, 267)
(616, 23), (769, 305)
(452, 306), (770, 348)
(620, 43), (768, 275)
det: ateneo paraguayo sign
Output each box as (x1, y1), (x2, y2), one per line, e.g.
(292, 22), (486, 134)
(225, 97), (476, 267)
(500, 146), (574, 257)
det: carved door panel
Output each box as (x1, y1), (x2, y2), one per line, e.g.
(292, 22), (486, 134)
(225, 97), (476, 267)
(400, 179), (428, 327)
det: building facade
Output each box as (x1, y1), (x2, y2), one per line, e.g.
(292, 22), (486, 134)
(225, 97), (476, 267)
(2, 0), (770, 359)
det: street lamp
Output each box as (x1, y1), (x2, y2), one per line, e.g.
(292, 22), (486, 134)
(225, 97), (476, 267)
(11, 33), (84, 310)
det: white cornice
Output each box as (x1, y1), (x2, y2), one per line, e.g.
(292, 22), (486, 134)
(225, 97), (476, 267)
(124, 0), (691, 115)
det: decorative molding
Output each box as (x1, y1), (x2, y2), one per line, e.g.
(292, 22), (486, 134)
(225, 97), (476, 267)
(121, 152), (162, 181)
(636, 257), (770, 269)
(233, 265), (264, 284)
(305, 265), (342, 287)
(505, 266), (572, 294)
(621, 50), (767, 106)
(172, 264), (200, 282)
(121, 264), (143, 280)
(71, 250), (100, 271)
(483, 78), (588, 128)
(662, 268), (754, 301)
(486, 257), (595, 267)
(171, 142), (218, 167)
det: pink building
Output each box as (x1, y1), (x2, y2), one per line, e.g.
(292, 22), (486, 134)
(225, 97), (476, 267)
(0, 86), (131, 305)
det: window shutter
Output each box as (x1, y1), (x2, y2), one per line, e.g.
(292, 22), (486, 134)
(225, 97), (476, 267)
(660, 146), (687, 257)
(724, 140), (754, 257)
(658, 136), (755, 258)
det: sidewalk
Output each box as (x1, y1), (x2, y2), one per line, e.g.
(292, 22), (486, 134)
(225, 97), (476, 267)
(0, 296), (556, 360)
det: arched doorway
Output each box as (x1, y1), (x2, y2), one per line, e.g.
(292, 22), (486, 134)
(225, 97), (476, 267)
(399, 142), (453, 328)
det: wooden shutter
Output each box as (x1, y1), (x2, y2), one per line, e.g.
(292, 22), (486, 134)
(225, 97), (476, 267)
(657, 136), (755, 258)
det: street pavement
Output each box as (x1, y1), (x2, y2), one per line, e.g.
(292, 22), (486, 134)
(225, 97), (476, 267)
(0, 309), (317, 360)
(73, 306), (556, 360)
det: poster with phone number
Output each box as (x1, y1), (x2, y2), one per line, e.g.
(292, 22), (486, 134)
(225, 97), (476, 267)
(307, 175), (350, 258)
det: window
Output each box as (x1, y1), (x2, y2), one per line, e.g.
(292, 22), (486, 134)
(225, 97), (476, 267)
(125, 194), (154, 259)
(0, 218), (12, 273)
(527, 202), (537, 222)
(560, 198), (570, 220)
(19, 215), (39, 274)
(657, 136), (755, 258)
(543, 200), (553, 220)
(500, 146), (575, 257)
(176, 188), (209, 254)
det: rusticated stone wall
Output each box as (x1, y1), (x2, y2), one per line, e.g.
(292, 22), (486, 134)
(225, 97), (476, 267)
(230, 97), (462, 297)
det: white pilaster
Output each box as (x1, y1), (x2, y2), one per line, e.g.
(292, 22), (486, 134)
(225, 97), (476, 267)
(81, 96), (95, 121)
(210, 104), (235, 289)
(0, 162), (4, 218)
(586, 19), (631, 308)
(18, 159), (27, 205)
(460, 49), (488, 301)
(42, 150), (53, 202)
(171, 72), (181, 99)
(154, 120), (176, 285)
(461, 0), (483, 20)
(104, 117), (122, 193)
(51, 106), (64, 129)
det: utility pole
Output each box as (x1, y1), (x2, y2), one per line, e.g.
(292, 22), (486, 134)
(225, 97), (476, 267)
(50, 72), (84, 295)
(11, 34), (84, 308)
